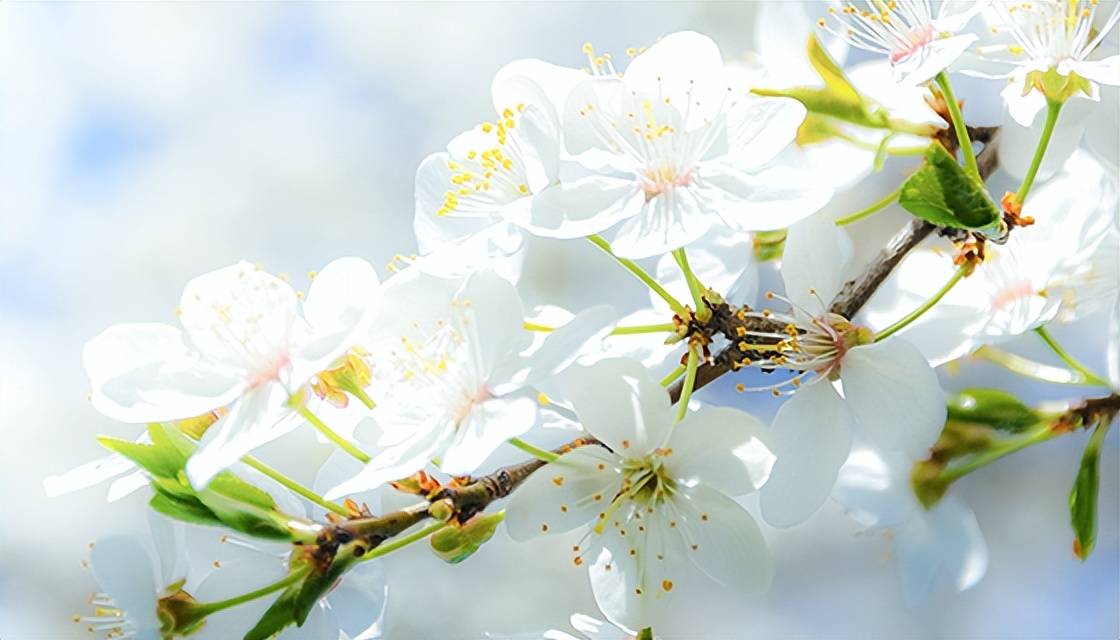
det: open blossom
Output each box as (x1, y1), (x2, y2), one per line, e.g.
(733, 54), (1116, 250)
(526, 31), (829, 259)
(325, 268), (615, 498)
(82, 258), (380, 489)
(973, 0), (1120, 125)
(749, 214), (946, 527)
(833, 449), (988, 603)
(818, 0), (986, 85)
(414, 60), (585, 278)
(506, 358), (775, 632)
(863, 150), (1119, 365)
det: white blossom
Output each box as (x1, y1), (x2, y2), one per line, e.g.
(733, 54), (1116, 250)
(526, 32), (829, 259)
(325, 268), (614, 498)
(749, 214), (946, 527)
(506, 358), (774, 632)
(817, 0), (987, 85)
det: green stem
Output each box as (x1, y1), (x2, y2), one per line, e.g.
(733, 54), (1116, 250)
(242, 455), (351, 517)
(672, 248), (709, 320)
(297, 405), (371, 464)
(1015, 98), (1064, 203)
(359, 521), (449, 562)
(637, 628), (654, 640)
(611, 323), (677, 335)
(875, 264), (968, 342)
(660, 363), (687, 388)
(508, 437), (560, 463)
(1034, 326), (1110, 387)
(834, 185), (903, 226)
(934, 71), (980, 182)
(527, 321), (677, 335)
(974, 345), (1097, 386)
(675, 347), (700, 423)
(196, 566), (311, 615)
(937, 422), (1061, 487)
(588, 235), (686, 316)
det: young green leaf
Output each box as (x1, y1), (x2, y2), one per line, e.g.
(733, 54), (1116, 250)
(899, 143), (1000, 230)
(1070, 422), (1108, 561)
(946, 389), (1039, 433)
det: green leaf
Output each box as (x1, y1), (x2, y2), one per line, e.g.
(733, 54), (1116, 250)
(1070, 423), (1107, 561)
(753, 35), (888, 130)
(429, 512), (504, 564)
(899, 143), (1001, 230)
(946, 389), (1039, 433)
(150, 491), (224, 528)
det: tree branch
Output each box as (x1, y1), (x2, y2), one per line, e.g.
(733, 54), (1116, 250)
(317, 130), (1004, 568)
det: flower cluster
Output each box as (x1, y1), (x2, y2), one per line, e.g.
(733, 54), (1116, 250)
(48, 3), (1119, 638)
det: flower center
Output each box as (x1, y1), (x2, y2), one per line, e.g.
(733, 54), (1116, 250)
(736, 291), (873, 395)
(640, 163), (695, 200)
(247, 350), (290, 390)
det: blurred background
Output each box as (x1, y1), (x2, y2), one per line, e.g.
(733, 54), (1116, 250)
(1, 2), (1116, 638)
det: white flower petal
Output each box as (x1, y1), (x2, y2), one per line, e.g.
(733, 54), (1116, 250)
(107, 470), (151, 503)
(610, 187), (715, 259)
(325, 418), (452, 499)
(303, 257), (380, 333)
(184, 384), (297, 489)
(414, 152), (504, 252)
(491, 58), (586, 126)
(526, 176), (644, 239)
(83, 323), (244, 423)
(832, 448), (918, 528)
(667, 406), (774, 496)
(622, 31), (726, 128)
(895, 34), (977, 85)
(588, 501), (688, 632)
(670, 484), (773, 596)
(177, 261), (299, 370)
(760, 382), (854, 528)
(1001, 80), (1047, 127)
(842, 339), (946, 458)
(457, 269), (527, 380)
(895, 495), (987, 604)
(505, 447), (621, 541)
(701, 162), (831, 232)
(781, 212), (854, 311)
(492, 304), (618, 391)
(43, 451), (137, 498)
(724, 96), (805, 170)
(90, 536), (161, 634)
(1069, 55), (1120, 86)
(562, 357), (673, 458)
(439, 396), (538, 475)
